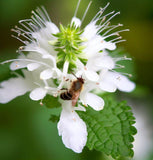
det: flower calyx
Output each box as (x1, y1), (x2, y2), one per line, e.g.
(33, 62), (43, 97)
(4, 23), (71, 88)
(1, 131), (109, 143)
(51, 23), (87, 72)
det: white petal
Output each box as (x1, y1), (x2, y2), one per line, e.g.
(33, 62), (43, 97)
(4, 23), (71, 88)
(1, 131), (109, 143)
(86, 93), (104, 111)
(113, 74), (136, 92)
(75, 70), (84, 78)
(52, 68), (62, 78)
(74, 104), (86, 112)
(87, 54), (115, 71)
(79, 82), (96, 105)
(99, 80), (117, 92)
(27, 63), (41, 71)
(42, 54), (56, 65)
(85, 70), (99, 82)
(102, 41), (116, 50)
(57, 101), (87, 153)
(29, 88), (47, 101)
(32, 22), (59, 41)
(45, 22), (59, 34)
(95, 55), (115, 69)
(10, 54), (28, 70)
(40, 69), (53, 80)
(63, 61), (69, 76)
(0, 77), (32, 104)
(10, 61), (27, 70)
(83, 35), (103, 58)
(76, 59), (84, 70)
(71, 17), (81, 27)
(99, 69), (117, 92)
(25, 22), (59, 55)
(102, 72), (135, 92)
(82, 21), (98, 40)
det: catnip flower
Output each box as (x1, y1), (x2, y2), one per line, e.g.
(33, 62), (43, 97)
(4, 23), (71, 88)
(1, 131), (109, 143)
(0, 0), (135, 153)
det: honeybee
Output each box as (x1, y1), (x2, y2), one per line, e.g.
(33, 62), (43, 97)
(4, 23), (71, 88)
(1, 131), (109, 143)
(60, 75), (84, 106)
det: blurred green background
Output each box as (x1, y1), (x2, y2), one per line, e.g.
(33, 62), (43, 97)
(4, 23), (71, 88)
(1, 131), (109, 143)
(0, 0), (153, 160)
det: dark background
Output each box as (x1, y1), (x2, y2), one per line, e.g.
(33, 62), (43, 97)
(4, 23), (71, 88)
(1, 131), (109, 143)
(0, 0), (153, 160)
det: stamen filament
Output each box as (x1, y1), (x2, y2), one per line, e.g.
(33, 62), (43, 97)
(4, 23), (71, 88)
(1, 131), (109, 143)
(32, 10), (47, 27)
(74, 0), (81, 17)
(109, 36), (122, 43)
(11, 35), (28, 45)
(31, 15), (43, 28)
(115, 39), (126, 44)
(99, 11), (115, 25)
(37, 6), (51, 22)
(101, 12), (120, 28)
(81, 1), (92, 24)
(102, 23), (123, 37)
(91, 2), (110, 23)
(113, 56), (132, 62)
(1, 58), (52, 69)
(103, 29), (129, 39)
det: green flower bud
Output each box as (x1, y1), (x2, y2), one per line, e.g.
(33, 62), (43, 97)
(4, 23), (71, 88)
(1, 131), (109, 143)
(51, 23), (87, 72)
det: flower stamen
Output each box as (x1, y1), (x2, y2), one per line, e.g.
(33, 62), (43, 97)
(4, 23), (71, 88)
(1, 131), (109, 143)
(81, 1), (92, 24)
(74, 0), (81, 17)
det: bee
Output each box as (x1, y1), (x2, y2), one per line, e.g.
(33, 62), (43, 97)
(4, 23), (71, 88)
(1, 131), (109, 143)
(60, 74), (84, 106)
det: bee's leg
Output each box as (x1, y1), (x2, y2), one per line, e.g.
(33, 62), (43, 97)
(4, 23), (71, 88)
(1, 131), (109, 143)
(61, 88), (68, 90)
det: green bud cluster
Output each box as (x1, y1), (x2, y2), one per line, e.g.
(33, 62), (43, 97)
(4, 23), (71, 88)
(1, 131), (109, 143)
(52, 23), (87, 72)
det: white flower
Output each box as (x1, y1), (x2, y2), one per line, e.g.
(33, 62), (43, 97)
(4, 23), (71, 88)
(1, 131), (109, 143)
(0, 1), (135, 153)
(99, 69), (135, 92)
(0, 70), (34, 103)
(58, 101), (87, 153)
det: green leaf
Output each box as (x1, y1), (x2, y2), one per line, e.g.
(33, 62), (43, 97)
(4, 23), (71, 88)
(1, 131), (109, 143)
(49, 114), (60, 123)
(42, 94), (61, 109)
(78, 97), (137, 159)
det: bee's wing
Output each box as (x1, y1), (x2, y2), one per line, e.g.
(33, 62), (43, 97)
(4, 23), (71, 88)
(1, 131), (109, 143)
(72, 92), (80, 106)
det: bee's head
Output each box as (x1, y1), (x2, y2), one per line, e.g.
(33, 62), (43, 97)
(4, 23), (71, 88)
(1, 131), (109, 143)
(71, 72), (85, 84)
(77, 77), (84, 84)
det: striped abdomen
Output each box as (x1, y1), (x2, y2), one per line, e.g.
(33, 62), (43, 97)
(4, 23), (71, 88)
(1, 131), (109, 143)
(60, 91), (72, 100)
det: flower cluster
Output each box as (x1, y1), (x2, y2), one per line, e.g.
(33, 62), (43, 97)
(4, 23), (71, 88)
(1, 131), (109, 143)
(0, 1), (135, 153)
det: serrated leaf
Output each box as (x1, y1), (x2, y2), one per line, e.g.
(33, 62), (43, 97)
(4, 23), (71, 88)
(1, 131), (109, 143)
(78, 97), (137, 159)
(42, 94), (61, 109)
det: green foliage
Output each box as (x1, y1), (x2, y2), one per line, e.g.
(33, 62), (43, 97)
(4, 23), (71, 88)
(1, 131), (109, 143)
(49, 114), (60, 123)
(42, 94), (61, 109)
(78, 97), (137, 159)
